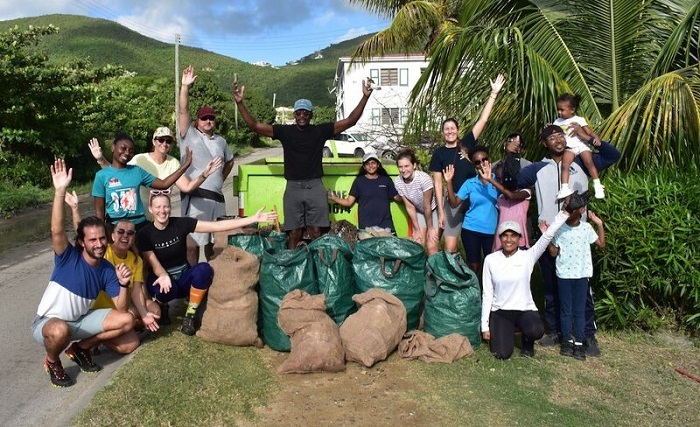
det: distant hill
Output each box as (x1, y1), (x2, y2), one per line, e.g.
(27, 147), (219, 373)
(0, 14), (375, 107)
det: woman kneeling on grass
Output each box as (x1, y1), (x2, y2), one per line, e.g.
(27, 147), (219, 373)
(480, 200), (569, 359)
(136, 190), (277, 336)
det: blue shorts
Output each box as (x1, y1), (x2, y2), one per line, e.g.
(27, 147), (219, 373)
(31, 309), (111, 344)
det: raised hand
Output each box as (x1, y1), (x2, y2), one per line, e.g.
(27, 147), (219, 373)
(490, 74), (505, 94)
(204, 157), (223, 177)
(88, 138), (103, 160)
(64, 190), (79, 209)
(442, 164), (455, 182)
(182, 147), (193, 168)
(362, 79), (373, 97)
(233, 82), (246, 103)
(588, 210), (603, 225)
(182, 65), (197, 87)
(115, 263), (133, 286)
(51, 158), (72, 191)
(478, 160), (493, 180)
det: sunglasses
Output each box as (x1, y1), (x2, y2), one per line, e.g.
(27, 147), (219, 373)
(295, 110), (311, 117)
(150, 189), (172, 196)
(156, 137), (173, 144)
(473, 157), (489, 165)
(199, 115), (216, 121)
(115, 228), (136, 236)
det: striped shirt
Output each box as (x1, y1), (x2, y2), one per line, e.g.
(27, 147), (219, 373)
(394, 170), (437, 214)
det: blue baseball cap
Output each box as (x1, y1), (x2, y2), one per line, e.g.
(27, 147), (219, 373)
(294, 99), (313, 112)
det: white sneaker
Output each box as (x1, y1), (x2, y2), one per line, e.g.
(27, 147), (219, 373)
(556, 185), (574, 200)
(594, 182), (605, 199)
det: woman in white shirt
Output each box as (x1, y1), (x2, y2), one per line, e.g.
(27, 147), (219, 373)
(481, 206), (569, 359)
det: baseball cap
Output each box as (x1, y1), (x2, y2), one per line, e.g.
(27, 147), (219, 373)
(197, 106), (217, 119)
(362, 152), (380, 163)
(497, 221), (522, 236)
(539, 125), (564, 141)
(153, 126), (173, 140)
(293, 99), (313, 112)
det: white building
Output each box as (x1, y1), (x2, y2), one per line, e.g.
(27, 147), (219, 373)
(334, 53), (428, 146)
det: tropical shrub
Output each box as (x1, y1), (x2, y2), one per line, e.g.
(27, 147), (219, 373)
(592, 169), (700, 333)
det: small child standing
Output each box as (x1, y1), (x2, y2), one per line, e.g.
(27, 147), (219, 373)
(548, 191), (605, 360)
(554, 94), (606, 199)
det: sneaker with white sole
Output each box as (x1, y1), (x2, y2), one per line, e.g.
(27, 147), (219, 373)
(594, 182), (605, 199)
(556, 185), (574, 200)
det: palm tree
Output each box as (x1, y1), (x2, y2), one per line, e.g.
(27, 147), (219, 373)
(350, 0), (700, 169)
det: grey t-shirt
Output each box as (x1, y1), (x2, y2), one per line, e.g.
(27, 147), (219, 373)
(180, 125), (234, 195)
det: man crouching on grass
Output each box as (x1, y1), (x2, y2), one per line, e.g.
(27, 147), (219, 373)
(31, 159), (135, 387)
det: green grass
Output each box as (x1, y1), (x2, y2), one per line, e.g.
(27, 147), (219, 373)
(74, 325), (277, 427)
(0, 181), (91, 217)
(75, 322), (700, 427)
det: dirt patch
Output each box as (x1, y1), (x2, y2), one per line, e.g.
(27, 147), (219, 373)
(239, 348), (442, 426)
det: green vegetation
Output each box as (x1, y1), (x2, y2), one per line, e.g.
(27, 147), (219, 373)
(351, 0), (700, 169)
(0, 14), (370, 108)
(593, 169), (700, 332)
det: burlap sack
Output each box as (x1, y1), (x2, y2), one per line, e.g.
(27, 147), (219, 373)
(398, 330), (473, 363)
(339, 288), (407, 367)
(197, 246), (262, 346)
(277, 290), (345, 374)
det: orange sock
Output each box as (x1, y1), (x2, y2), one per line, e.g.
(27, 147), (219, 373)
(186, 287), (208, 315)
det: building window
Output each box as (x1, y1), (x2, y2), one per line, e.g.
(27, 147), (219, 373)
(399, 68), (409, 86)
(370, 69), (379, 83)
(380, 68), (398, 86)
(381, 108), (401, 125)
(371, 108), (381, 125)
(400, 108), (409, 125)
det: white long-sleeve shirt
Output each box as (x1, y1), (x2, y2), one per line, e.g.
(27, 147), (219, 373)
(481, 211), (568, 332)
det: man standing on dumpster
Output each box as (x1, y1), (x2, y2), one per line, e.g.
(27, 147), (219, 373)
(233, 79), (374, 249)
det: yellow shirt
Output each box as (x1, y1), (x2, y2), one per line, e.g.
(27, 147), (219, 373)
(91, 245), (144, 310)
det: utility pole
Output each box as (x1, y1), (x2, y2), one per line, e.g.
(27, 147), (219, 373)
(174, 34), (180, 142)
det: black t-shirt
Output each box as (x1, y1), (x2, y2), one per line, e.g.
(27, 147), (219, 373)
(429, 131), (478, 191)
(273, 123), (335, 180)
(136, 217), (198, 271)
(349, 174), (398, 230)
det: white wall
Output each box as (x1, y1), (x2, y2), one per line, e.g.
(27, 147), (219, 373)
(335, 54), (428, 144)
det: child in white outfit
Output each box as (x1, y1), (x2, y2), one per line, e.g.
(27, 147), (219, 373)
(553, 94), (605, 199)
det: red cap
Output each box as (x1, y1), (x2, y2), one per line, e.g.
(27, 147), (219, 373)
(197, 106), (217, 119)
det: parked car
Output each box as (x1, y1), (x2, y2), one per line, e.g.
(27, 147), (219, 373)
(323, 132), (376, 158)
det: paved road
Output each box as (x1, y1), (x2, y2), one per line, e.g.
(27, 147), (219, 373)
(0, 147), (282, 427)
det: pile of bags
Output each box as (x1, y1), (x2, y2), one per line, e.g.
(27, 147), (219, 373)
(200, 231), (482, 373)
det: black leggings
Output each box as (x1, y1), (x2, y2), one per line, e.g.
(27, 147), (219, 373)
(489, 310), (544, 359)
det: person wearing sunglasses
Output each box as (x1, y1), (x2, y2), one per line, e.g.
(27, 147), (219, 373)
(137, 190), (277, 336)
(91, 132), (193, 231)
(91, 127), (222, 223)
(65, 191), (163, 350)
(443, 146), (503, 281)
(233, 75), (374, 249)
(178, 65), (236, 263)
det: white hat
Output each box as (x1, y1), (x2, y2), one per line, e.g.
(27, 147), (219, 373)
(153, 127), (173, 140)
(362, 152), (380, 163)
(497, 220), (522, 236)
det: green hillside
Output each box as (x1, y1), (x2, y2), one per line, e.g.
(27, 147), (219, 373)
(0, 14), (374, 107)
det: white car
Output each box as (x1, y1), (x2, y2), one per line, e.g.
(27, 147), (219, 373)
(323, 132), (376, 158)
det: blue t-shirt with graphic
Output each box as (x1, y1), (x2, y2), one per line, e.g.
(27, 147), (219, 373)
(92, 165), (156, 224)
(551, 222), (599, 279)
